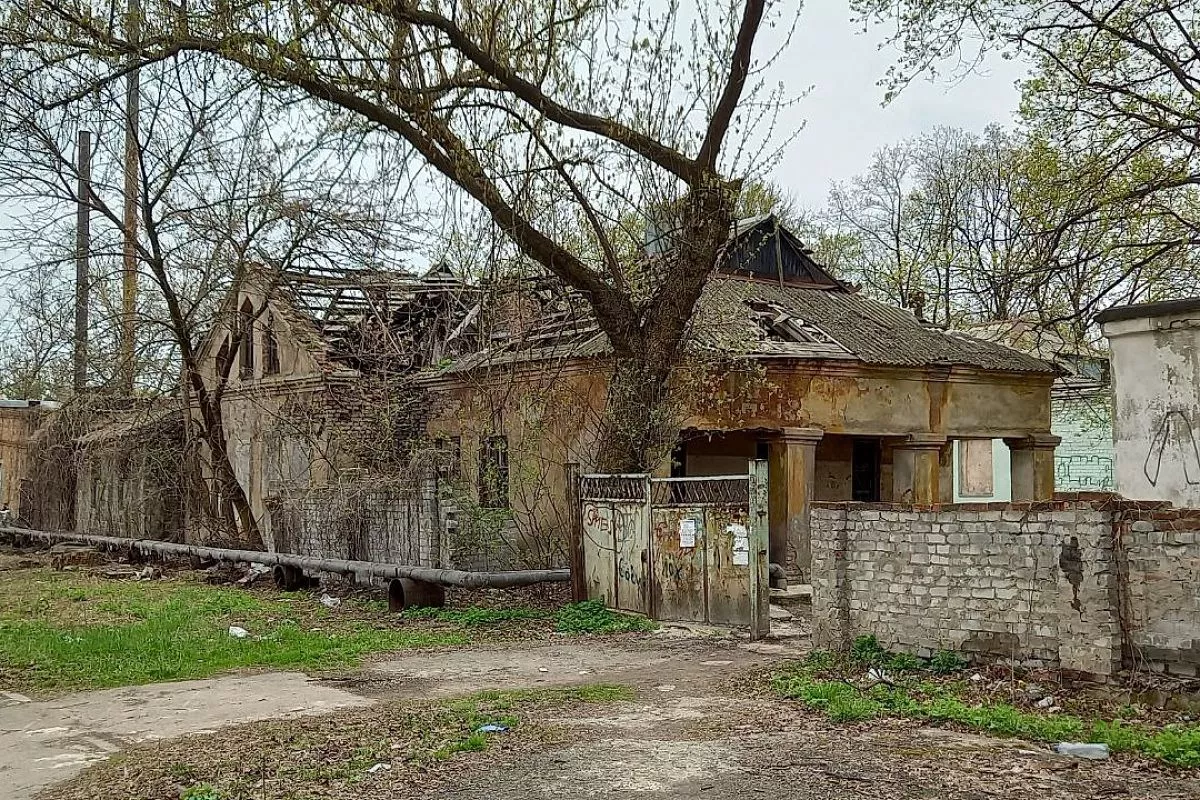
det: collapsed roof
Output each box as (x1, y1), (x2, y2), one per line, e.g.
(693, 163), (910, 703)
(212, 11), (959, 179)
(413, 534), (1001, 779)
(437, 215), (1057, 377)
(275, 262), (485, 373)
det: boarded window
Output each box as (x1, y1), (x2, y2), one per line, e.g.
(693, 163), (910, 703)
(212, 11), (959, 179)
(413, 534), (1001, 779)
(263, 312), (280, 375)
(478, 435), (509, 508)
(958, 439), (994, 497)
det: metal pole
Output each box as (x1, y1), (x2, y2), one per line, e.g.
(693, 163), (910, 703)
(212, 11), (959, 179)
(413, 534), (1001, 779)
(74, 129), (91, 394)
(121, 0), (141, 394)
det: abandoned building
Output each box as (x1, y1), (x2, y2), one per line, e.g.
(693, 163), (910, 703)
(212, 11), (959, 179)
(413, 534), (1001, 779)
(1099, 297), (1200, 507)
(958, 320), (1113, 500)
(422, 214), (1061, 580)
(188, 262), (487, 564)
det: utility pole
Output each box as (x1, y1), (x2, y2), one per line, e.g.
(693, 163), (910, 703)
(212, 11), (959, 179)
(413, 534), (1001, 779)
(121, 0), (141, 395)
(74, 129), (92, 394)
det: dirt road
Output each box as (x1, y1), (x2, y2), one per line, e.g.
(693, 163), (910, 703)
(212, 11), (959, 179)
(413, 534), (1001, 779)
(19, 629), (1200, 800)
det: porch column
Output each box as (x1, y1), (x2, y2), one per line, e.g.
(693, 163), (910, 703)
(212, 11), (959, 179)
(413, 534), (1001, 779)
(768, 427), (823, 580)
(1004, 434), (1061, 501)
(892, 434), (948, 505)
(938, 439), (955, 503)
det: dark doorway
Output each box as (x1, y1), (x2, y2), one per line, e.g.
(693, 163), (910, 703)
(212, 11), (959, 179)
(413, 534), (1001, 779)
(852, 438), (881, 502)
(670, 441), (687, 478)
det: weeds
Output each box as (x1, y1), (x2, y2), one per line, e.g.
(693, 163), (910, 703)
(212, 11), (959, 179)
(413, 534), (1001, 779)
(402, 600), (656, 636)
(553, 600), (656, 634)
(772, 649), (1200, 768)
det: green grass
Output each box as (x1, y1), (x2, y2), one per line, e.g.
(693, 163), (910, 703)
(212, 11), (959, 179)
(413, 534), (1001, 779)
(772, 650), (1200, 768)
(401, 599), (656, 635)
(553, 600), (657, 634)
(0, 569), (465, 692)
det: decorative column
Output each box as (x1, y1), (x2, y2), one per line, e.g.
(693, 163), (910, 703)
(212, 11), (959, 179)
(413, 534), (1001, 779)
(1005, 434), (1061, 501)
(892, 433), (948, 505)
(768, 427), (823, 580)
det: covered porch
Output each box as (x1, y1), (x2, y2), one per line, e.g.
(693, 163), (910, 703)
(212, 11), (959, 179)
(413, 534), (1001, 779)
(668, 427), (1060, 581)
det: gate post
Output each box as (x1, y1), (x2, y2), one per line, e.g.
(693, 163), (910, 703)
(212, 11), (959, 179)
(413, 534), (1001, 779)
(565, 462), (586, 602)
(749, 459), (771, 641)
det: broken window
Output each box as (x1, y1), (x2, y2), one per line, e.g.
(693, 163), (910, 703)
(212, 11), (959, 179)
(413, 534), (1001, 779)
(958, 439), (995, 497)
(237, 299), (256, 379)
(478, 435), (509, 509)
(263, 311), (280, 375)
(746, 300), (838, 344)
(434, 436), (462, 481)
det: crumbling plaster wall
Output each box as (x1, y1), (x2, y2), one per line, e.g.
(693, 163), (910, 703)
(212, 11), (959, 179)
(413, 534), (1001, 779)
(812, 498), (1200, 678)
(1103, 312), (1200, 507)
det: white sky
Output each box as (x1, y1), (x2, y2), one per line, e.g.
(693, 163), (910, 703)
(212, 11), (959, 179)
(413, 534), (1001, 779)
(762, 0), (1027, 207)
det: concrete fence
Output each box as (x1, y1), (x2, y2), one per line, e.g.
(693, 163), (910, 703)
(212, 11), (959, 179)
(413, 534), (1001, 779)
(811, 494), (1200, 679)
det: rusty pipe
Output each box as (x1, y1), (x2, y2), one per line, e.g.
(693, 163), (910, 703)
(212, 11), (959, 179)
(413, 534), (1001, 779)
(0, 526), (569, 589)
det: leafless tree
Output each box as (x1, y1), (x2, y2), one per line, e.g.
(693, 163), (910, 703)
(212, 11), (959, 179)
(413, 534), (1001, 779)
(0, 49), (413, 545)
(0, 0), (795, 472)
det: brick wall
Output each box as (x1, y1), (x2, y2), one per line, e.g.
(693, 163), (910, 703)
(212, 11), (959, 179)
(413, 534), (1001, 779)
(270, 479), (444, 568)
(1052, 393), (1114, 491)
(811, 497), (1200, 679)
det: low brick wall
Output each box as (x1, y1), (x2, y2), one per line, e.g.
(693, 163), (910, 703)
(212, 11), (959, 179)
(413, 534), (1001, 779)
(811, 496), (1200, 679)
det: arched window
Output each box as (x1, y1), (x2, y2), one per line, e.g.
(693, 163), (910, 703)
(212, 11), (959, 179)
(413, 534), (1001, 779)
(263, 311), (280, 375)
(238, 299), (256, 378)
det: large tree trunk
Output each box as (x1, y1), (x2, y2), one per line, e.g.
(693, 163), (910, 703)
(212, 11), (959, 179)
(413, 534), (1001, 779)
(593, 187), (735, 473)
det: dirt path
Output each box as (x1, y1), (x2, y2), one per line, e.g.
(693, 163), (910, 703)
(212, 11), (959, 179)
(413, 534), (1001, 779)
(0, 673), (371, 800)
(17, 625), (1200, 800)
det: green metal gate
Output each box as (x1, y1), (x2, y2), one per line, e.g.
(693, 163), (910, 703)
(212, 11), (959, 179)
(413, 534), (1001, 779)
(577, 461), (769, 639)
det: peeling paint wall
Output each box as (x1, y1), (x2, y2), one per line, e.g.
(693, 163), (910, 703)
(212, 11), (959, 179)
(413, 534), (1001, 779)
(1103, 313), (1200, 506)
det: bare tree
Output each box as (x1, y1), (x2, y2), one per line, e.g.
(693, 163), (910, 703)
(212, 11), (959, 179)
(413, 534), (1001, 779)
(0, 0), (794, 472)
(0, 50), (411, 545)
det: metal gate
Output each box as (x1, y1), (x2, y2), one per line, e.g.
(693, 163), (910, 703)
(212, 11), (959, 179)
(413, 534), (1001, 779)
(577, 461), (769, 638)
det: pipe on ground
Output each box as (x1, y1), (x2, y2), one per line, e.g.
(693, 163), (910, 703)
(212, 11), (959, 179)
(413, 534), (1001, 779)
(0, 526), (569, 590)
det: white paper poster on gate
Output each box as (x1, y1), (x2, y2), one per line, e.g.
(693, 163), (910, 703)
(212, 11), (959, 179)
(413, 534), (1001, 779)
(728, 523), (749, 566)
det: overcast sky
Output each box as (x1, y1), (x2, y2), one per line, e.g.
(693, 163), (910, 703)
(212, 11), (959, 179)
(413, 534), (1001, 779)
(763, 0), (1027, 207)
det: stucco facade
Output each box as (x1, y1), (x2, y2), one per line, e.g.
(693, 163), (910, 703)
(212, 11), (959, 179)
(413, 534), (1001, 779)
(1100, 298), (1200, 507)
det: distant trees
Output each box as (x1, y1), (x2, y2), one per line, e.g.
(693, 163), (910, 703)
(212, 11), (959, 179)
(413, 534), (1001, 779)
(804, 123), (1199, 347)
(835, 0), (1200, 343)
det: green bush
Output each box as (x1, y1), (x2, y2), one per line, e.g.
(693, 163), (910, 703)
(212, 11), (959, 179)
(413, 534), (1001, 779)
(850, 634), (888, 666)
(180, 784), (222, 800)
(928, 649), (968, 674)
(885, 651), (925, 672)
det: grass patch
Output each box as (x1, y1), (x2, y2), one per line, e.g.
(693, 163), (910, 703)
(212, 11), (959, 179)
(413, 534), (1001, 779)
(553, 600), (657, 634)
(50, 684), (633, 800)
(0, 568), (464, 692)
(772, 648), (1200, 768)
(401, 599), (656, 635)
